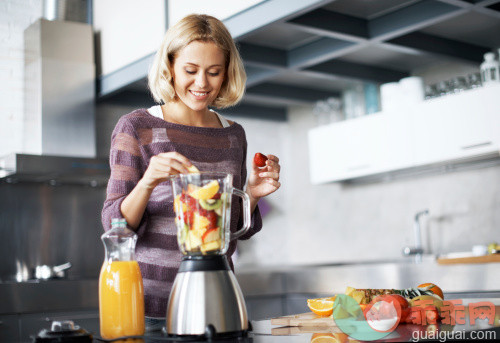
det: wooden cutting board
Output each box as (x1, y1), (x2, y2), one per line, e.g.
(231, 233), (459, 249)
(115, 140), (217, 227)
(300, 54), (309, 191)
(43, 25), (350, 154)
(271, 325), (343, 335)
(270, 312), (336, 327)
(437, 254), (500, 265)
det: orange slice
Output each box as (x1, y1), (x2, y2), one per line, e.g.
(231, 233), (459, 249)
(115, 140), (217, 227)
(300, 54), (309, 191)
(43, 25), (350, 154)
(189, 180), (219, 200)
(307, 296), (336, 317)
(311, 332), (348, 343)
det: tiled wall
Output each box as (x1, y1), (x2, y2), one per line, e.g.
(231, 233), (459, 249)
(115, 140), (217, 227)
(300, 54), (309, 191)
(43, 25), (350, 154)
(0, 0), (41, 157)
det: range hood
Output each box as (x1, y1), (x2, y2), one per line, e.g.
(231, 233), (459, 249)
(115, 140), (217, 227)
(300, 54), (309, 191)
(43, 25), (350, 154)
(0, 18), (110, 183)
(0, 153), (109, 186)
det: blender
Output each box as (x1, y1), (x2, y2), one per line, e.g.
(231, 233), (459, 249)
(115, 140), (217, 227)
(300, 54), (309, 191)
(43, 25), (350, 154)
(166, 172), (251, 337)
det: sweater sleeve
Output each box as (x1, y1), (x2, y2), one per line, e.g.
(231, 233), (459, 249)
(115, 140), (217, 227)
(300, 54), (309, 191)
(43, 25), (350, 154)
(237, 128), (262, 240)
(101, 117), (148, 234)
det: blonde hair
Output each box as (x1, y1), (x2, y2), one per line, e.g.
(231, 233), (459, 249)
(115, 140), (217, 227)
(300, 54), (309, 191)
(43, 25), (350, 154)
(148, 14), (246, 109)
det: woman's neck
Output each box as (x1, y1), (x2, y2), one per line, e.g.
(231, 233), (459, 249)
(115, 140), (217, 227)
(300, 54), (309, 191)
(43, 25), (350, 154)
(161, 102), (220, 127)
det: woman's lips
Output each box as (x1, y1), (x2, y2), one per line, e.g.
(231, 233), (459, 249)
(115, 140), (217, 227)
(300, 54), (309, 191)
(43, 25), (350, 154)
(190, 90), (210, 100)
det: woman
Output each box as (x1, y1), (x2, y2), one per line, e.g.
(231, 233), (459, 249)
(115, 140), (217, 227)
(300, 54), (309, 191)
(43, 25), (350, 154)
(101, 14), (281, 330)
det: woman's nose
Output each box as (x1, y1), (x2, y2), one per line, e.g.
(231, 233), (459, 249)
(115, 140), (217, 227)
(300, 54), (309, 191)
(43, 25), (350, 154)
(195, 72), (207, 88)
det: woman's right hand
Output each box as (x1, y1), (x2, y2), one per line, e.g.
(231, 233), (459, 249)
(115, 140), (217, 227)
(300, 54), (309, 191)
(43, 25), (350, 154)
(138, 152), (193, 189)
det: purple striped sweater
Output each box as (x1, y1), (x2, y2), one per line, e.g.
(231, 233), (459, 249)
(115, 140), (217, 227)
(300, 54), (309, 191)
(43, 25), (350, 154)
(101, 109), (262, 318)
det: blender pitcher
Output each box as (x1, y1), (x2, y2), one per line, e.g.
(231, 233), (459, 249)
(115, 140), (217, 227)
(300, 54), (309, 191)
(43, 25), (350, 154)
(171, 172), (251, 255)
(99, 218), (145, 339)
(167, 173), (251, 336)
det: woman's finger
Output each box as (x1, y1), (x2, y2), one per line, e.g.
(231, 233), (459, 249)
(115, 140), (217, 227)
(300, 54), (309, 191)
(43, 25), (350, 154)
(158, 152), (192, 167)
(153, 155), (190, 174)
(266, 154), (279, 163)
(266, 159), (281, 173)
(259, 171), (280, 180)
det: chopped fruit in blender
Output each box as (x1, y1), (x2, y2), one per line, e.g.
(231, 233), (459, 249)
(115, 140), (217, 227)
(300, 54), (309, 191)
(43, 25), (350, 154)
(254, 153), (268, 167)
(199, 199), (222, 210)
(174, 195), (187, 213)
(187, 165), (200, 173)
(183, 211), (194, 227)
(192, 213), (210, 232)
(186, 230), (203, 250)
(180, 193), (197, 209)
(202, 227), (219, 243)
(189, 180), (220, 200)
(174, 180), (227, 254)
(200, 240), (221, 253)
(206, 211), (218, 229)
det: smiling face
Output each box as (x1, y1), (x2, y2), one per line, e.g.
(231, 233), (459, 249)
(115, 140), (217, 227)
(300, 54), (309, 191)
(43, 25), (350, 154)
(171, 40), (226, 114)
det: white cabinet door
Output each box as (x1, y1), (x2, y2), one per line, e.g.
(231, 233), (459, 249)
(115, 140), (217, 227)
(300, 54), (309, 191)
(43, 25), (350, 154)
(412, 85), (500, 166)
(308, 113), (413, 183)
(308, 84), (500, 184)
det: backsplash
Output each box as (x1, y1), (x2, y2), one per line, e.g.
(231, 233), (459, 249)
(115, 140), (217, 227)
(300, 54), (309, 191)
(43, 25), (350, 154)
(235, 105), (500, 268)
(0, 0), (41, 157)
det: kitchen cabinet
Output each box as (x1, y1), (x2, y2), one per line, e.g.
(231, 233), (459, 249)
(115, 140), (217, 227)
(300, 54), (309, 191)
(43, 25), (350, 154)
(308, 83), (500, 184)
(412, 84), (500, 167)
(308, 112), (413, 184)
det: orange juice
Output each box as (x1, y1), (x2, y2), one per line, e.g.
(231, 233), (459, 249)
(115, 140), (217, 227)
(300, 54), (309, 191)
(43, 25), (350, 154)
(99, 260), (145, 338)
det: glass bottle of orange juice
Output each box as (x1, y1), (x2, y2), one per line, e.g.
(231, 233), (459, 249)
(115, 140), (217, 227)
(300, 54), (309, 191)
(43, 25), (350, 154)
(99, 218), (145, 339)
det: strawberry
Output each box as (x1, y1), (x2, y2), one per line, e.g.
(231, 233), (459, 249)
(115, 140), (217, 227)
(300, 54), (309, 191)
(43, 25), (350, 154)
(206, 211), (218, 229)
(183, 211), (194, 227)
(254, 152), (268, 167)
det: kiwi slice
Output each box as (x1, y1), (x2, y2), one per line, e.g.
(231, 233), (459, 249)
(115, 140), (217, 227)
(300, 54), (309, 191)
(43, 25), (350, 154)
(199, 199), (222, 210)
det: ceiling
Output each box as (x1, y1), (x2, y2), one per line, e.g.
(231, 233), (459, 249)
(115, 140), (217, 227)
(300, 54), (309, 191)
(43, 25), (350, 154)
(98, 0), (500, 120)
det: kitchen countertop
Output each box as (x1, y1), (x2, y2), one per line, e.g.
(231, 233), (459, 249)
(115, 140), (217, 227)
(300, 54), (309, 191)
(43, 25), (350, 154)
(27, 298), (492, 343)
(84, 302), (500, 342)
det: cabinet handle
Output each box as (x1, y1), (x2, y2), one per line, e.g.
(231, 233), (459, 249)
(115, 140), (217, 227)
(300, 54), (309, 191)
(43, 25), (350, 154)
(461, 141), (492, 150)
(347, 164), (370, 171)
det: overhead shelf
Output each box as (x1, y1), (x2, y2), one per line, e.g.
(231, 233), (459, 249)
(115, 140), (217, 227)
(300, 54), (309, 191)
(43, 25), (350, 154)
(96, 0), (500, 118)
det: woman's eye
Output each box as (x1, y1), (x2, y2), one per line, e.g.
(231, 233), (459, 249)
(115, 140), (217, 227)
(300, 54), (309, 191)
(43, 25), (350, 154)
(208, 72), (220, 77)
(185, 70), (196, 75)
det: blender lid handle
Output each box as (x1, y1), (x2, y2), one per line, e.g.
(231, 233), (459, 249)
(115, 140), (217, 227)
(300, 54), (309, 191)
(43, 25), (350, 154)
(229, 188), (251, 241)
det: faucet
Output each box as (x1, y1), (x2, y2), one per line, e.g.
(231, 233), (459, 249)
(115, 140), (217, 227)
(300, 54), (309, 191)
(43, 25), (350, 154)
(402, 209), (429, 263)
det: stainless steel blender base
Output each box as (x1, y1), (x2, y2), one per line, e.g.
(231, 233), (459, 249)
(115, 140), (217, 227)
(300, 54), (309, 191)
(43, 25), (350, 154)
(166, 260), (249, 335)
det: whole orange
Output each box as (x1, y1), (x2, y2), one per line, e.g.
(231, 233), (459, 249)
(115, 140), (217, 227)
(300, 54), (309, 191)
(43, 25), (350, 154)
(418, 283), (444, 299)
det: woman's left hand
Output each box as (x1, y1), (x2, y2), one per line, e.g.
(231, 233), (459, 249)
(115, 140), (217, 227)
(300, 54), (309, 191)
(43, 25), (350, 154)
(246, 154), (281, 204)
